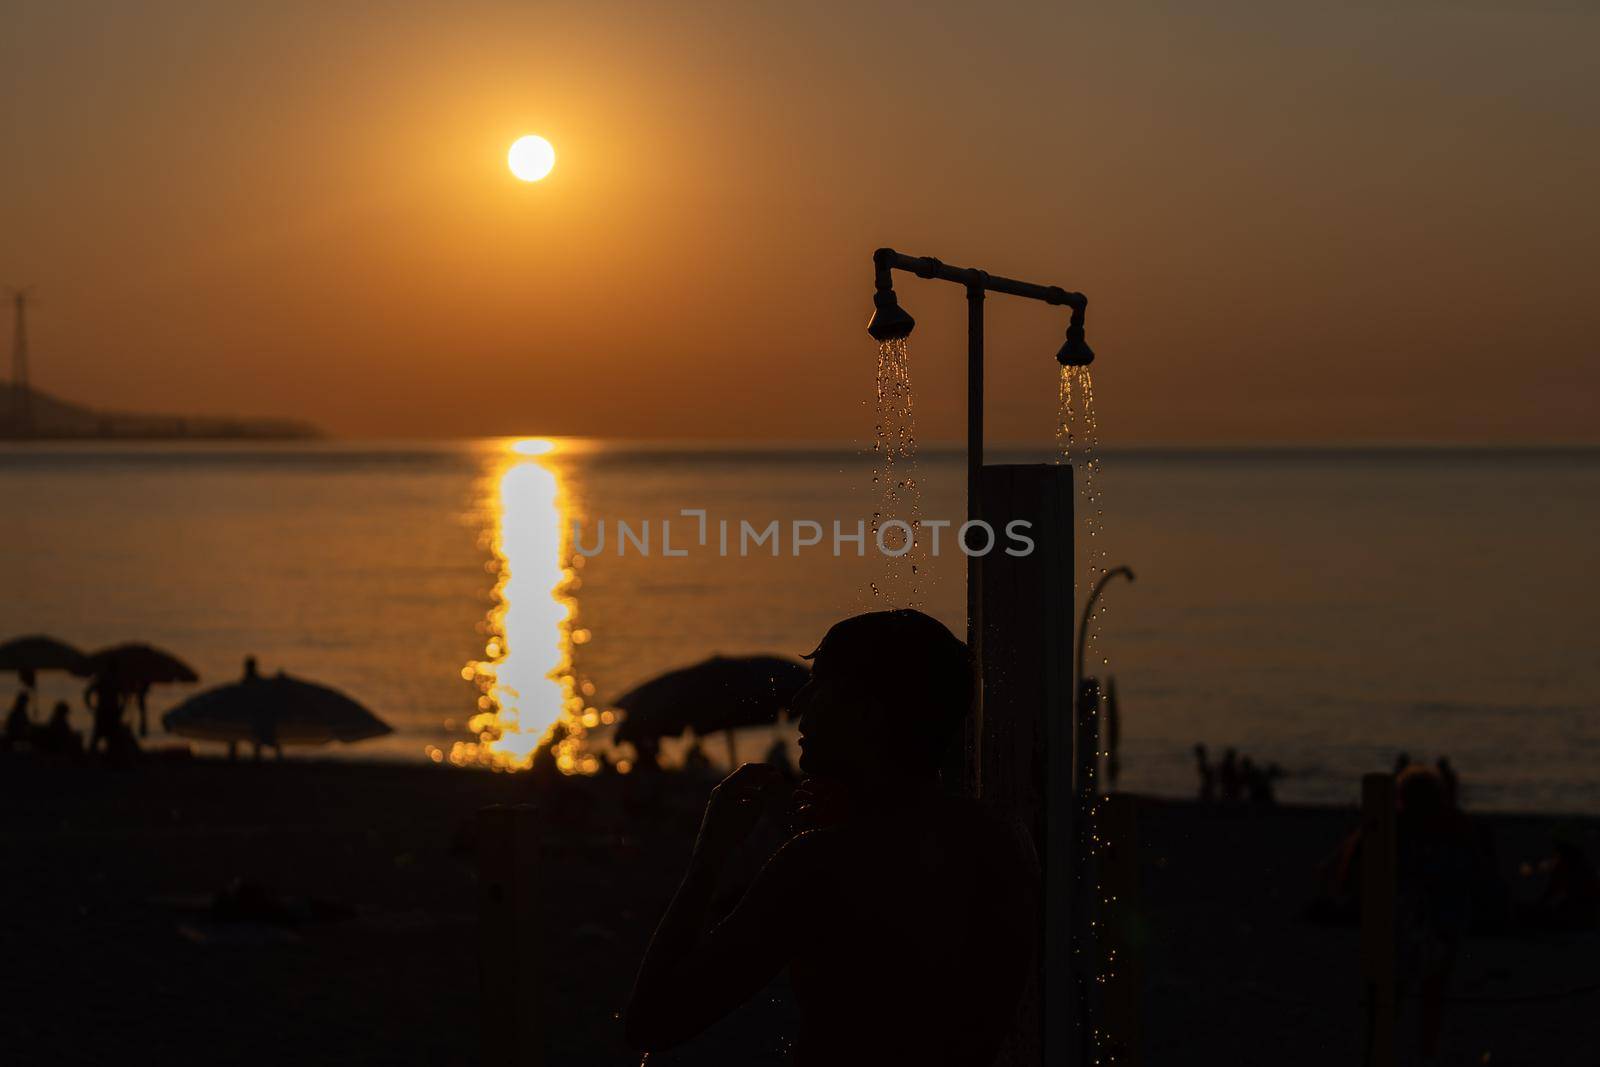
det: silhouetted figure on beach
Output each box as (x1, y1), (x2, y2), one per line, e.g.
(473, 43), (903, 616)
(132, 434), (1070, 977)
(252, 733), (282, 763)
(627, 609), (1036, 1065)
(1394, 763), (1488, 1060)
(133, 682), (152, 738)
(763, 736), (797, 782)
(84, 673), (125, 755)
(1311, 762), (1503, 932)
(1436, 756), (1458, 809)
(529, 721), (566, 779)
(1241, 757), (1284, 807)
(42, 700), (83, 756)
(105, 717), (142, 767)
(630, 734), (662, 773)
(233, 656), (285, 762)
(681, 740), (713, 777)
(1218, 747), (1242, 804)
(1525, 838), (1600, 931)
(1312, 764), (1505, 1056)
(1193, 743), (1216, 804)
(4, 691), (30, 749)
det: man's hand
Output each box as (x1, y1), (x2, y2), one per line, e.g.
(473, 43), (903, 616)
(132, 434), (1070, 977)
(790, 776), (851, 833)
(693, 763), (783, 868)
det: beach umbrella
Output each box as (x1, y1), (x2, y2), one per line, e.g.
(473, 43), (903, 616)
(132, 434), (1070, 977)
(86, 643), (200, 737)
(0, 635), (90, 678)
(0, 636), (90, 723)
(87, 643), (199, 686)
(612, 654), (809, 766)
(162, 671), (392, 752)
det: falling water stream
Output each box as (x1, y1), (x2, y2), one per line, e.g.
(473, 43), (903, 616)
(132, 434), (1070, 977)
(1070, 367), (1108, 669)
(1059, 363), (1115, 1063)
(870, 337), (924, 605)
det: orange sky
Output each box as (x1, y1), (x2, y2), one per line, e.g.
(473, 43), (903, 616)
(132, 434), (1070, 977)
(5, 1), (1597, 443)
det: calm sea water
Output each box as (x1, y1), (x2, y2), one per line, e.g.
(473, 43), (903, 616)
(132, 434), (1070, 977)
(3, 440), (1598, 813)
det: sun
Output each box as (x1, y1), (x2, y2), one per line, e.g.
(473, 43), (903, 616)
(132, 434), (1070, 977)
(507, 135), (556, 182)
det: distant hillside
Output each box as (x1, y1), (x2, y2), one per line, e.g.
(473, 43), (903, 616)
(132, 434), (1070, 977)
(0, 384), (319, 440)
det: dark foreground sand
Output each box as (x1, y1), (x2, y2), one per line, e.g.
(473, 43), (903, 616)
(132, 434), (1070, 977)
(2, 754), (1597, 1066)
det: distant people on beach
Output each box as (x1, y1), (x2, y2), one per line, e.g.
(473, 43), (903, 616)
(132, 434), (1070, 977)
(1309, 755), (1510, 1060)
(681, 740), (713, 777)
(1436, 756), (1458, 808)
(1193, 743), (1216, 804)
(1219, 747), (1241, 803)
(1524, 838), (1600, 931)
(6, 690), (97, 758)
(132, 681), (153, 738)
(104, 718), (142, 766)
(4, 690), (29, 749)
(630, 735), (662, 773)
(84, 672), (126, 754)
(1194, 743), (1283, 807)
(1392, 761), (1506, 1058)
(628, 609), (1035, 1065)
(525, 720), (566, 778)
(4, 690), (97, 760)
(1303, 759), (1498, 1058)
(762, 736), (797, 782)
(41, 701), (83, 756)
(1312, 757), (1504, 928)
(1240, 756), (1284, 806)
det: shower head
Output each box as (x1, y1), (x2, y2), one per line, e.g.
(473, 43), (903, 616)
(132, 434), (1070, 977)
(1055, 310), (1094, 366)
(867, 288), (916, 342)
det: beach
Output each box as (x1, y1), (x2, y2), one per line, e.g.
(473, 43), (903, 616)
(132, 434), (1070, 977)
(5, 754), (1597, 1065)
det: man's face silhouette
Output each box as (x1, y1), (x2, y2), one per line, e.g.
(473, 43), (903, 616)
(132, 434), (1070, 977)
(792, 665), (876, 781)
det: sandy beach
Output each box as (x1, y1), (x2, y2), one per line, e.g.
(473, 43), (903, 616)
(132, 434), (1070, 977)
(3, 754), (1596, 1065)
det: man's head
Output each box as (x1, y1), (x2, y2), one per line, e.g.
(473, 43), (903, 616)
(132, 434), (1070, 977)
(792, 609), (971, 782)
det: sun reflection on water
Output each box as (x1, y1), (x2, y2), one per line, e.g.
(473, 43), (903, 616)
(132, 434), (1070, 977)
(450, 438), (602, 773)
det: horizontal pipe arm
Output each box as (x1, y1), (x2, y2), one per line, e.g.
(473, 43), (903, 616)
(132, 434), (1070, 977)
(874, 247), (1086, 310)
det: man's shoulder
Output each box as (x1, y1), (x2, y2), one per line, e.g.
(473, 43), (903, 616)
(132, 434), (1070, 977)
(758, 826), (858, 899)
(938, 793), (1031, 837)
(774, 825), (847, 865)
(939, 796), (1041, 877)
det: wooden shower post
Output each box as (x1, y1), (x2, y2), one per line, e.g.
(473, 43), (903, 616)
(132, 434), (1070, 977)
(976, 464), (1076, 1066)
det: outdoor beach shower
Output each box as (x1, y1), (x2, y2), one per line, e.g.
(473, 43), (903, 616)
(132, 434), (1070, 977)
(867, 246), (1114, 1065)
(865, 246), (1096, 660)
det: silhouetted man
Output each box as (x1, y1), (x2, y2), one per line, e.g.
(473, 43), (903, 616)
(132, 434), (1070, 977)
(1218, 747), (1242, 804)
(627, 609), (1036, 1065)
(84, 672), (124, 754)
(1193, 742), (1216, 804)
(4, 690), (30, 749)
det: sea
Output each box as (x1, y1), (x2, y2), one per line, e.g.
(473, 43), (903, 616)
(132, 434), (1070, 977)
(3, 440), (1598, 813)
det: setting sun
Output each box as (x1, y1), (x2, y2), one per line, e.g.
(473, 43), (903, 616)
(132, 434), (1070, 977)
(507, 134), (555, 181)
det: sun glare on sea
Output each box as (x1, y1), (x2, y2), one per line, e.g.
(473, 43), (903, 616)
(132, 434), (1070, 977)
(507, 135), (556, 182)
(451, 439), (605, 774)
